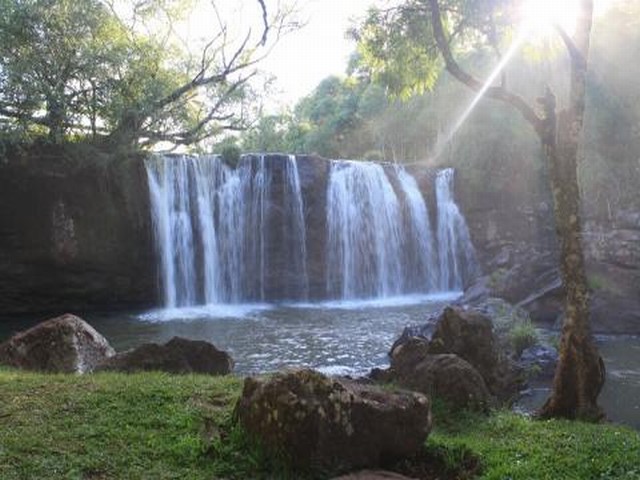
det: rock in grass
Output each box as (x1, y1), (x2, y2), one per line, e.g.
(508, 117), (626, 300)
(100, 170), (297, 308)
(95, 337), (233, 375)
(0, 313), (114, 373)
(235, 369), (431, 474)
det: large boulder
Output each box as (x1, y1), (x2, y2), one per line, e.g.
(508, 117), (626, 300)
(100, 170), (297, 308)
(235, 369), (432, 474)
(385, 307), (523, 406)
(389, 340), (491, 411)
(428, 307), (521, 401)
(0, 313), (114, 373)
(96, 337), (233, 375)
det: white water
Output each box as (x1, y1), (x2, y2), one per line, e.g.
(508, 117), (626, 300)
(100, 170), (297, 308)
(145, 154), (308, 307)
(146, 155), (477, 308)
(396, 166), (438, 292)
(326, 162), (478, 298)
(436, 168), (479, 290)
(326, 161), (404, 299)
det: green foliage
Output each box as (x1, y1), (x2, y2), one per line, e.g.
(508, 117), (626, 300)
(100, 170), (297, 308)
(220, 144), (242, 168)
(0, 0), (286, 148)
(355, 2), (441, 98)
(508, 320), (539, 357)
(432, 411), (640, 480)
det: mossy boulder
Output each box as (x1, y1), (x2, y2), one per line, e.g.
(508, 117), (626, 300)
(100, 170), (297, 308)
(234, 369), (432, 474)
(389, 339), (491, 412)
(0, 313), (114, 373)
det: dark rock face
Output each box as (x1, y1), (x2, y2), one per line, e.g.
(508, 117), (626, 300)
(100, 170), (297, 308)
(0, 147), (156, 315)
(96, 337), (233, 375)
(0, 313), (114, 373)
(235, 369), (432, 474)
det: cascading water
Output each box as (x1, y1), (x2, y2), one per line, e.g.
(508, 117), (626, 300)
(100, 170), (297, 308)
(145, 154), (308, 307)
(283, 155), (310, 299)
(326, 161), (404, 299)
(146, 153), (477, 308)
(435, 168), (479, 291)
(396, 166), (438, 292)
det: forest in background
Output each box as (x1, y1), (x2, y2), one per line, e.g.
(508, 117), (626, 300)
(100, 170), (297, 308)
(221, 1), (640, 220)
(0, 0), (638, 220)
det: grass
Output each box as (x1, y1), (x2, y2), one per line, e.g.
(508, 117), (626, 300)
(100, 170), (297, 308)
(1, 368), (639, 479)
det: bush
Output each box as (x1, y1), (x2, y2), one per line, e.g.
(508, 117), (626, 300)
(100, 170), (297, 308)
(509, 320), (539, 357)
(220, 144), (241, 168)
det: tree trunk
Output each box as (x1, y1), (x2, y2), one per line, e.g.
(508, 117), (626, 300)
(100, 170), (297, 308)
(537, 92), (605, 421)
(426, 0), (605, 421)
(537, 0), (605, 421)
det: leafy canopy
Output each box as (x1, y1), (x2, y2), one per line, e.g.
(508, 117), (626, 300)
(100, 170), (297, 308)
(0, 0), (294, 148)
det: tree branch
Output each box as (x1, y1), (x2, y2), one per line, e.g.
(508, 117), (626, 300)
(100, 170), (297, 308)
(427, 0), (543, 134)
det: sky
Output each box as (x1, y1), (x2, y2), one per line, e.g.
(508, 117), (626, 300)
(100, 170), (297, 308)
(259, 0), (380, 107)
(175, 0), (618, 112)
(179, 0), (382, 110)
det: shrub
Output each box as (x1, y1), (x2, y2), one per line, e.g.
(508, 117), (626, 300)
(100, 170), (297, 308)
(509, 320), (539, 357)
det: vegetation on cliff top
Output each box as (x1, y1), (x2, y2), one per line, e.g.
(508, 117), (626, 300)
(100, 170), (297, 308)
(1, 368), (638, 479)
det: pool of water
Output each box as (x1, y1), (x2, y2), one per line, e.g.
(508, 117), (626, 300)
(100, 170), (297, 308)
(517, 334), (640, 429)
(0, 293), (457, 376)
(2, 297), (638, 429)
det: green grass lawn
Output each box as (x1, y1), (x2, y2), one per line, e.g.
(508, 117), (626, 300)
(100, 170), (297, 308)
(1, 368), (638, 479)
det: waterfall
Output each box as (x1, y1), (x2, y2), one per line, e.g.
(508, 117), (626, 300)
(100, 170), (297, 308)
(396, 166), (438, 292)
(145, 154), (308, 307)
(326, 161), (404, 299)
(146, 154), (477, 308)
(283, 155), (310, 299)
(435, 168), (479, 291)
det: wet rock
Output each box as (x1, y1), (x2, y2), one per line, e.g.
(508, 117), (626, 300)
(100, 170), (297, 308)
(96, 337), (233, 375)
(0, 313), (114, 373)
(234, 369), (431, 474)
(389, 324), (434, 358)
(386, 307), (523, 405)
(519, 344), (558, 379)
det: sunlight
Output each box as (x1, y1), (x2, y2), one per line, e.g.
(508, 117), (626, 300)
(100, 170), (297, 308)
(520, 0), (582, 39)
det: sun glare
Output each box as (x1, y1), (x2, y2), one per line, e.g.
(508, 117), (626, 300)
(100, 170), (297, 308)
(521, 0), (581, 40)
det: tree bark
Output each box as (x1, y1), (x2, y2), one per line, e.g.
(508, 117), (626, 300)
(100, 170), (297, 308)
(536, 1), (605, 420)
(536, 91), (605, 421)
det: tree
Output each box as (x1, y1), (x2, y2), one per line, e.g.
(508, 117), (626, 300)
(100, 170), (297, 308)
(0, 0), (296, 148)
(356, 0), (605, 420)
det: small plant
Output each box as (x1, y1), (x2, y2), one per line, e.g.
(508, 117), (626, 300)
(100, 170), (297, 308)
(509, 320), (539, 357)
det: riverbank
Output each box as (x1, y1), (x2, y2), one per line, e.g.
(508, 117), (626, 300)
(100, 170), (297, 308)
(1, 368), (638, 479)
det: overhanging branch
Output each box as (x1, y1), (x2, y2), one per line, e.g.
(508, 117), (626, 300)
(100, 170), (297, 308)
(427, 0), (543, 135)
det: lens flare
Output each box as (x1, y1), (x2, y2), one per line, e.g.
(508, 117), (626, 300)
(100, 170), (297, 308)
(521, 0), (581, 39)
